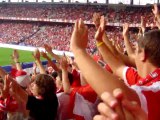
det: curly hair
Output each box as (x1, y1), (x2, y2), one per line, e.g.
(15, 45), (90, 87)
(34, 74), (57, 98)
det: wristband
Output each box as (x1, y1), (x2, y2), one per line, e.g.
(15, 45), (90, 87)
(96, 41), (104, 47)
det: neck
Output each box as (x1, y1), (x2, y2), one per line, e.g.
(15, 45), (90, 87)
(36, 95), (43, 100)
(140, 62), (158, 78)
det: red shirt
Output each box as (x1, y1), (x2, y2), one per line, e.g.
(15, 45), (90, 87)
(123, 67), (160, 120)
(71, 69), (81, 87)
(68, 85), (99, 120)
(0, 96), (18, 112)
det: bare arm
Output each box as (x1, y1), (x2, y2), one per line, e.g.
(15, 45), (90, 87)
(95, 16), (126, 78)
(44, 44), (61, 62)
(140, 16), (146, 34)
(122, 23), (135, 60)
(92, 12), (118, 55)
(70, 19), (140, 104)
(0, 67), (7, 80)
(60, 57), (72, 94)
(12, 49), (22, 71)
(152, 4), (160, 22)
(155, 17), (160, 29)
(7, 75), (28, 103)
(41, 51), (60, 71)
(33, 49), (46, 74)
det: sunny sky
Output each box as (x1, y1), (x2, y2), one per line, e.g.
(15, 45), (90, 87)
(0, 0), (158, 5)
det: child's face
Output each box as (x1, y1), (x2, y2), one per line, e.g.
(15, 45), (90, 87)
(55, 76), (62, 89)
(30, 82), (39, 97)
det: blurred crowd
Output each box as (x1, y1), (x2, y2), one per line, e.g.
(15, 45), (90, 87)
(0, 3), (160, 120)
(0, 4), (155, 24)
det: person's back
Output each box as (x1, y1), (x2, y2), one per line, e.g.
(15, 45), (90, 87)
(27, 94), (58, 120)
(27, 74), (58, 120)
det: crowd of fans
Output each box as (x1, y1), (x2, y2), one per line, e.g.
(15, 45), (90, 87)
(0, 4), (157, 53)
(0, 3), (160, 120)
(0, 21), (139, 53)
(0, 22), (40, 44)
(0, 4), (156, 24)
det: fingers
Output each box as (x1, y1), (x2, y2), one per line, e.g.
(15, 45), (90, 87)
(123, 23), (129, 30)
(100, 16), (106, 31)
(101, 92), (118, 108)
(112, 88), (123, 100)
(97, 88), (125, 120)
(79, 18), (84, 28)
(93, 115), (112, 120)
(122, 100), (139, 111)
(74, 20), (78, 30)
(123, 23), (129, 36)
(97, 102), (118, 120)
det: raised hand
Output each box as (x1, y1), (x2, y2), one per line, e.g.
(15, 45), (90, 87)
(95, 16), (106, 42)
(60, 56), (68, 70)
(41, 51), (48, 59)
(141, 16), (146, 28)
(154, 16), (160, 29)
(1, 75), (14, 98)
(140, 16), (146, 33)
(8, 75), (19, 97)
(44, 44), (52, 53)
(32, 49), (40, 60)
(70, 19), (88, 52)
(92, 12), (101, 28)
(32, 62), (37, 71)
(0, 75), (10, 98)
(12, 49), (20, 63)
(13, 49), (19, 59)
(123, 23), (129, 36)
(152, 4), (159, 16)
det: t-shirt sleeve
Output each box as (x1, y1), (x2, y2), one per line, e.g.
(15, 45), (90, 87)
(123, 67), (141, 86)
(131, 82), (160, 120)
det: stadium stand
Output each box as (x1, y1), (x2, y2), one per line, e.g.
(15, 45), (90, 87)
(0, 2), (160, 120)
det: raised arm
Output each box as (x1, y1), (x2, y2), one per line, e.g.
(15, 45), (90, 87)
(152, 4), (160, 21)
(60, 56), (72, 94)
(122, 23), (135, 60)
(6, 74), (28, 103)
(44, 44), (61, 62)
(140, 16), (146, 34)
(0, 67), (7, 80)
(94, 16), (126, 78)
(32, 49), (46, 74)
(70, 19), (139, 104)
(93, 12), (118, 55)
(12, 49), (23, 71)
(152, 4), (160, 29)
(41, 51), (60, 72)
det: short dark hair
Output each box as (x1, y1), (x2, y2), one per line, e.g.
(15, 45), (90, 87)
(51, 71), (58, 79)
(57, 71), (73, 85)
(35, 74), (57, 98)
(138, 30), (160, 67)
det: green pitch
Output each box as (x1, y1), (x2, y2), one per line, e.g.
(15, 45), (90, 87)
(0, 47), (44, 66)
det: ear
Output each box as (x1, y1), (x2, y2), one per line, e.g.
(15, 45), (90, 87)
(139, 48), (147, 62)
